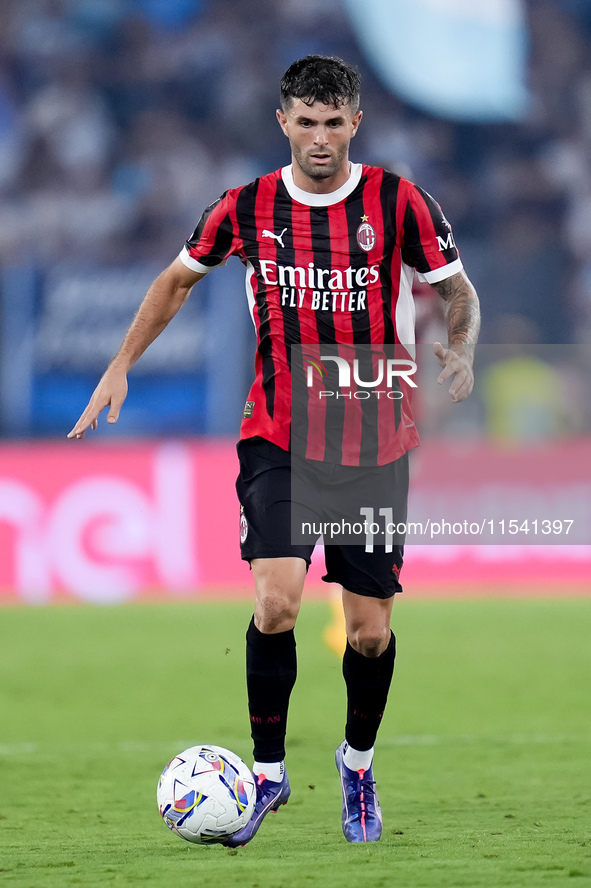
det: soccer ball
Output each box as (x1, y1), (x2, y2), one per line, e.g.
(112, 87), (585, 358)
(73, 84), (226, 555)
(157, 745), (256, 845)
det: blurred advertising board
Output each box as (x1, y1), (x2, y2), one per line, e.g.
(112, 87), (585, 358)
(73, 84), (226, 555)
(0, 439), (590, 605)
(0, 262), (252, 439)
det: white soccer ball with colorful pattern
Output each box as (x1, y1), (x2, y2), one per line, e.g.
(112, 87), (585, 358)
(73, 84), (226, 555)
(157, 745), (256, 844)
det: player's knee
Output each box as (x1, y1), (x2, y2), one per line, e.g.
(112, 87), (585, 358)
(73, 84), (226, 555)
(252, 559), (304, 633)
(348, 625), (390, 658)
(254, 591), (300, 633)
(255, 604), (299, 634)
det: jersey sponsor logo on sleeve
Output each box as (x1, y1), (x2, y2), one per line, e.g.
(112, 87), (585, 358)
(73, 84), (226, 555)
(436, 232), (455, 252)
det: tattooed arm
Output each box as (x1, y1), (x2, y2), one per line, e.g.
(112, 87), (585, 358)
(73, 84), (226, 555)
(431, 269), (481, 403)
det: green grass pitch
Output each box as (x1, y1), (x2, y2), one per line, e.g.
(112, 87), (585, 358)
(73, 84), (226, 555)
(1, 597), (590, 888)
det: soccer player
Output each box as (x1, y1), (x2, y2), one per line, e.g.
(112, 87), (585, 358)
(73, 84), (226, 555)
(69, 55), (480, 844)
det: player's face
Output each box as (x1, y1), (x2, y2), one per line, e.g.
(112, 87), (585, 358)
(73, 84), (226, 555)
(277, 98), (362, 192)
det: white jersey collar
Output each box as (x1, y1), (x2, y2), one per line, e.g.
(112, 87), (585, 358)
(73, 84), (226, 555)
(281, 163), (362, 207)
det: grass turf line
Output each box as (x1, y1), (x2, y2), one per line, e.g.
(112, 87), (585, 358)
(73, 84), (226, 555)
(0, 598), (590, 887)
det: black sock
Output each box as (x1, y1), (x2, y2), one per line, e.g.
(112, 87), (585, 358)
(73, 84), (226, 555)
(342, 632), (396, 751)
(246, 616), (297, 763)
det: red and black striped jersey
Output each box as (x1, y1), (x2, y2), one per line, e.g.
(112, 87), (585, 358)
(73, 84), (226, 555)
(180, 163), (462, 465)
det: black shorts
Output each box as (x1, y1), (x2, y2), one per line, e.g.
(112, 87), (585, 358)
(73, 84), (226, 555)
(236, 437), (407, 599)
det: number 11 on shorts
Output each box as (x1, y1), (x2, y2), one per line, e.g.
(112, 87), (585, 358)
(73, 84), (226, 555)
(359, 507), (394, 553)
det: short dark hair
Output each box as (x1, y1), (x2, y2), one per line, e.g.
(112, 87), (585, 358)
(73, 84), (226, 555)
(280, 55), (361, 113)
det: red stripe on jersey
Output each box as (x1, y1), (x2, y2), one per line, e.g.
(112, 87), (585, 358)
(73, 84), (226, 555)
(360, 166), (386, 345)
(360, 167), (398, 466)
(257, 174), (293, 440)
(244, 264), (287, 448)
(242, 175), (289, 449)
(226, 189), (245, 259)
(244, 259), (275, 444)
(292, 202), (325, 461)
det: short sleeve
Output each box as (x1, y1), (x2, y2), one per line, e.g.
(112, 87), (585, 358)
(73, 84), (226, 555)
(400, 182), (463, 283)
(179, 192), (238, 275)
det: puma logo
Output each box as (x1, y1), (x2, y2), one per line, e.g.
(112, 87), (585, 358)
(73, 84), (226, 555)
(262, 228), (287, 249)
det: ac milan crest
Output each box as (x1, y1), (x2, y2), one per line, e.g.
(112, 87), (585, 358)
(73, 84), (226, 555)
(240, 505), (248, 543)
(356, 219), (376, 252)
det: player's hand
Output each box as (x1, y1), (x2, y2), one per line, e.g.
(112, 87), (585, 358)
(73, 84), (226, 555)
(67, 364), (129, 439)
(433, 342), (474, 403)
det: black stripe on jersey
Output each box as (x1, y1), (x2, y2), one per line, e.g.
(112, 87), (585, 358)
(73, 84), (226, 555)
(273, 186), (304, 450)
(379, 171), (399, 345)
(310, 206), (337, 345)
(236, 180), (277, 420)
(414, 185), (458, 266)
(186, 197), (222, 247)
(401, 199), (429, 273)
(274, 187), (301, 356)
(345, 181), (379, 464)
(345, 182), (371, 346)
(186, 196), (234, 267)
(311, 205), (343, 463)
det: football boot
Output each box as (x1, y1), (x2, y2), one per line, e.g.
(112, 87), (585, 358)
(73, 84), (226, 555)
(224, 768), (290, 847)
(335, 741), (382, 842)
